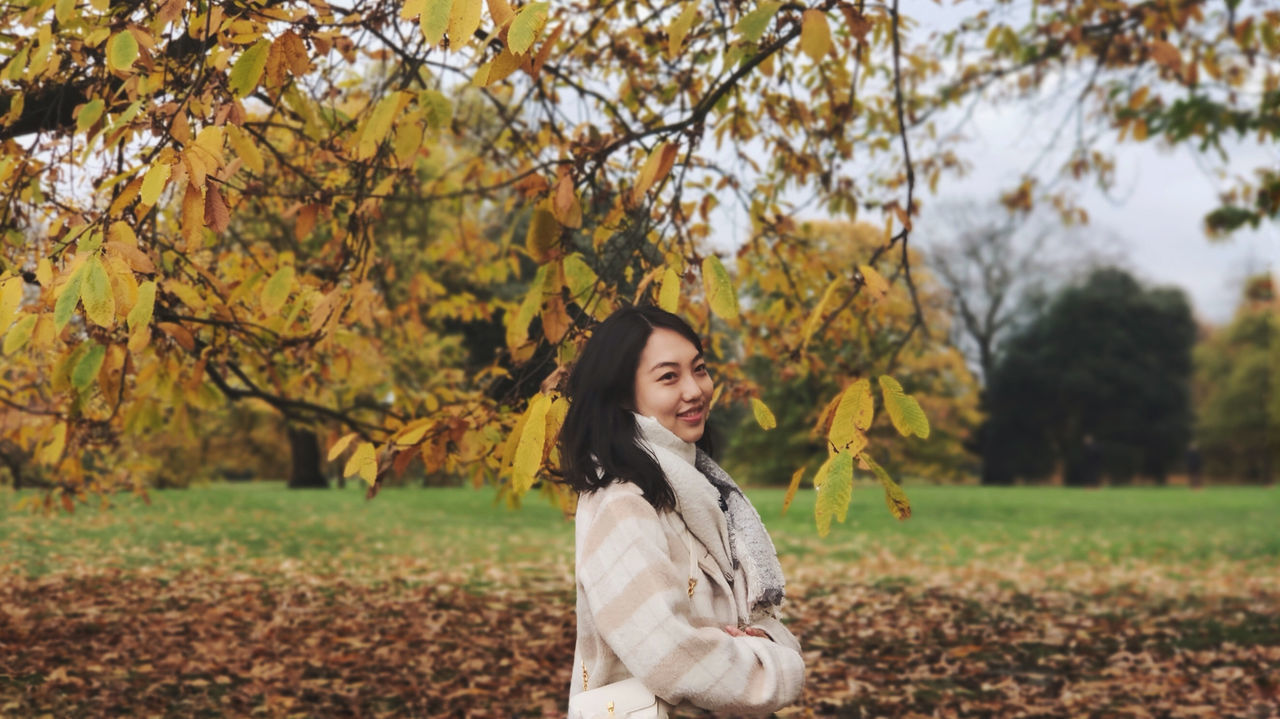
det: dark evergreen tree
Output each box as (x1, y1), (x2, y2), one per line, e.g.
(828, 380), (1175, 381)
(983, 268), (1196, 485)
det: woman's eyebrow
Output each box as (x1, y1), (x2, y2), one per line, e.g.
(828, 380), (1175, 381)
(647, 353), (704, 373)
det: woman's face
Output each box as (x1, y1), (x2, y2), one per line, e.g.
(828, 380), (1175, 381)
(633, 327), (714, 443)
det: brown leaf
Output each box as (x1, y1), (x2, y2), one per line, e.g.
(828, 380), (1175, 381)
(204, 185), (230, 233)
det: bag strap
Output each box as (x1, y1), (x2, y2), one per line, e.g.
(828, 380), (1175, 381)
(686, 533), (697, 598)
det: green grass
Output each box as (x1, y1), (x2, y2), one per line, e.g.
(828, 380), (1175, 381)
(2, 482), (1277, 579)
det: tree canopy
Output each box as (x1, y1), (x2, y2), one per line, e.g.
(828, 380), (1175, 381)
(983, 267), (1196, 486)
(0, 0), (1271, 521)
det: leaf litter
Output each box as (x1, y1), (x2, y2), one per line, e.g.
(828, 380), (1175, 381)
(2, 554), (1276, 718)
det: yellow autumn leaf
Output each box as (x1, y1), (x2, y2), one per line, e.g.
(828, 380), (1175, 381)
(81, 255), (115, 328)
(814, 451), (853, 537)
(260, 265), (295, 317)
(702, 255), (739, 320)
(226, 125), (264, 175)
(327, 432), (358, 461)
(420, 0), (453, 45)
(801, 277), (840, 350)
(139, 162), (171, 206)
(667, 2), (698, 60)
(878, 375), (930, 439)
(356, 91), (405, 160)
(0, 275), (23, 328)
(508, 1), (548, 55)
(800, 10), (831, 61)
(3, 313), (36, 355)
(396, 420), (434, 447)
(39, 422), (67, 465)
(658, 267), (680, 312)
(512, 393), (552, 494)
(750, 397), (777, 430)
(781, 464), (806, 516)
(631, 141), (679, 203)
(343, 441), (378, 485)
(525, 208), (559, 262)
(862, 452), (911, 520)
(128, 281), (155, 332)
(859, 264), (889, 300)
(448, 0), (482, 49)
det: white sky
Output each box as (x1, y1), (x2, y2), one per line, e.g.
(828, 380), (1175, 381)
(908, 1), (1279, 325)
(916, 100), (1278, 325)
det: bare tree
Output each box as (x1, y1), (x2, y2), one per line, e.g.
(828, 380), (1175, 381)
(924, 203), (1124, 383)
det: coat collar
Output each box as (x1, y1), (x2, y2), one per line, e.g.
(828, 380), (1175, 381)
(633, 413), (734, 578)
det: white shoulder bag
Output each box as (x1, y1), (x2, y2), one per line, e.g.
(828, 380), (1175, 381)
(567, 535), (700, 719)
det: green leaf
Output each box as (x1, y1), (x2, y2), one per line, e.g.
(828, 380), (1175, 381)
(54, 266), (84, 331)
(420, 89), (453, 130)
(260, 266), (295, 317)
(81, 255), (115, 328)
(814, 450), (853, 537)
(229, 39), (270, 98)
(750, 397), (776, 430)
(512, 393), (552, 494)
(3, 313), (37, 355)
(106, 30), (138, 72)
(563, 253), (597, 298)
(702, 255), (738, 321)
(878, 375), (930, 438)
(508, 1), (549, 54)
(128, 281), (156, 331)
(420, 0), (453, 45)
(735, 2), (780, 43)
(71, 342), (106, 392)
(76, 99), (105, 134)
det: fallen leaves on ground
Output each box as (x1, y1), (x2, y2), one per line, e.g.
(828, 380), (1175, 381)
(2, 562), (1277, 718)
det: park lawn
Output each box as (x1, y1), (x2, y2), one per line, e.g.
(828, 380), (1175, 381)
(2, 482), (1277, 582)
(4, 483), (1278, 718)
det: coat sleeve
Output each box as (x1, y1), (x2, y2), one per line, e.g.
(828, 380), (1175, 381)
(577, 489), (804, 715)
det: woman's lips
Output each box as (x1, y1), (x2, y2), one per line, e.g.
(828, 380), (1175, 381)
(677, 408), (705, 423)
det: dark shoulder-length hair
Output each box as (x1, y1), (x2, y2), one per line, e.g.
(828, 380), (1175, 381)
(558, 305), (714, 511)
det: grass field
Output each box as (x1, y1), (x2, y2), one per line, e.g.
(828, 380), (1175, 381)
(3, 483), (1278, 717)
(3, 482), (1278, 580)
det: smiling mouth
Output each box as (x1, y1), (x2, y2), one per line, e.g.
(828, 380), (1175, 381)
(677, 407), (705, 422)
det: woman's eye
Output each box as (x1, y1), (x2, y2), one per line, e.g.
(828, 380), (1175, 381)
(660, 372), (677, 382)
(695, 365), (708, 375)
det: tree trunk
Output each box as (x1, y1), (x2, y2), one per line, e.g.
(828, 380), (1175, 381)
(287, 427), (328, 489)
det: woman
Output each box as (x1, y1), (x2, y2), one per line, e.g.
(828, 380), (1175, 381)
(560, 305), (804, 716)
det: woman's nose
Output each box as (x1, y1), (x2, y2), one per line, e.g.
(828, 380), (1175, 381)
(680, 375), (704, 400)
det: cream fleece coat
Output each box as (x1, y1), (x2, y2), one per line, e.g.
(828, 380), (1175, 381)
(568, 415), (805, 715)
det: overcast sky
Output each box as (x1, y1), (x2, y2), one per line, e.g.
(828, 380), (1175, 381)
(915, 101), (1278, 325)
(908, 3), (1278, 326)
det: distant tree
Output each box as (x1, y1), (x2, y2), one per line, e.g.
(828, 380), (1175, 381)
(984, 268), (1196, 485)
(1193, 275), (1279, 484)
(726, 221), (981, 487)
(924, 204), (1120, 484)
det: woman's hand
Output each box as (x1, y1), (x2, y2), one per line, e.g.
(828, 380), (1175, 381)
(723, 625), (770, 638)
